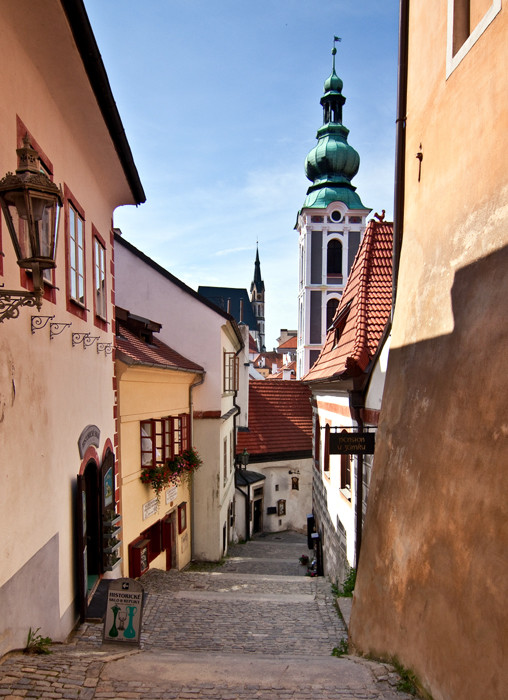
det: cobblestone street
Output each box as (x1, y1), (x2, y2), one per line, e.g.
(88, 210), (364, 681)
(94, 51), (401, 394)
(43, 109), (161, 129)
(0, 533), (414, 699)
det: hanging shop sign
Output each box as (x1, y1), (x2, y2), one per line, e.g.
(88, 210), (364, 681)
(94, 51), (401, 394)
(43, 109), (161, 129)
(329, 431), (375, 455)
(103, 578), (143, 646)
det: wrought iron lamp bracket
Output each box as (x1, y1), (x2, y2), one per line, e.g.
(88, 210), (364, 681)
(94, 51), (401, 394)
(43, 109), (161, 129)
(0, 288), (42, 323)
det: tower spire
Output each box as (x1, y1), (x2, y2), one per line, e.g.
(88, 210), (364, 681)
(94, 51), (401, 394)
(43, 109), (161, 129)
(250, 244), (265, 352)
(302, 38), (365, 210)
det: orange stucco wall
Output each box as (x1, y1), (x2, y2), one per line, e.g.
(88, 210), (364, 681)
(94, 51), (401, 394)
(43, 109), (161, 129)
(349, 3), (508, 700)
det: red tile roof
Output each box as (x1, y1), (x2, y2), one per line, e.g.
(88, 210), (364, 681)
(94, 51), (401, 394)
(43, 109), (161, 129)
(116, 322), (204, 374)
(278, 336), (298, 350)
(304, 220), (393, 382)
(271, 360), (296, 379)
(253, 351), (282, 370)
(249, 333), (258, 352)
(237, 380), (312, 456)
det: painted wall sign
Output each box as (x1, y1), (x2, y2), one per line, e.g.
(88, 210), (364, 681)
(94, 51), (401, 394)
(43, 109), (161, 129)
(103, 578), (143, 646)
(329, 432), (376, 455)
(143, 497), (158, 520)
(78, 424), (101, 458)
(165, 485), (178, 505)
(103, 467), (114, 508)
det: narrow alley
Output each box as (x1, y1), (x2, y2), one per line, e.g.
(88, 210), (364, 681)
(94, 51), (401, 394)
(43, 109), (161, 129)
(0, 532), (414, 700)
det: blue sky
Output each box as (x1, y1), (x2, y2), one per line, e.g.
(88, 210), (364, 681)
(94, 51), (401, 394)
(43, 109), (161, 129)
(84, 0), (399, 349)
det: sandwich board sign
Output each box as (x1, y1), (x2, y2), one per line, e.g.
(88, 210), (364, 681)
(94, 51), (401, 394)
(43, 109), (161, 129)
(103, 578), (143, 646)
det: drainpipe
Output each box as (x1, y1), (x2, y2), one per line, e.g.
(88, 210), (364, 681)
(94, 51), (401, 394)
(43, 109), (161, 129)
(189, 373), (205, 560)
(349, 390), (364, 568)
(392, 0), (410, 314)
(232, 328), (246, 542)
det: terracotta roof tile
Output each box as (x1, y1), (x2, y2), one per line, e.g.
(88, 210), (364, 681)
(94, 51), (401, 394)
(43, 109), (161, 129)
(278, 336), (298, 350)
(270, 360), (296, 379)
(237, 380), (312, 456)
(304, 220), (393, 382)
(116, 322), (204, 373)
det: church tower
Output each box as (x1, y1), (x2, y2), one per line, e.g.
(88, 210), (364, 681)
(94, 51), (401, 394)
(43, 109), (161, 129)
(296, 41), (371, 379)
(250, 244), (265, 351)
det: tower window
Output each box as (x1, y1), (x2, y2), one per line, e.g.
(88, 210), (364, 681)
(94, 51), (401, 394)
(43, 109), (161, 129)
(327, 239), (343, 281)
(330, 210), (342, 222)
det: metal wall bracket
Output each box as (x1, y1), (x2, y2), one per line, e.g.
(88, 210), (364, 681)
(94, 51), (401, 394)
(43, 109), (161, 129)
(72, 332), (89, 347)
(97, 342), (113, 355)
(50, 321), (72, 340)
(31, 315), (55, 334)
(83, 335), (99, 349)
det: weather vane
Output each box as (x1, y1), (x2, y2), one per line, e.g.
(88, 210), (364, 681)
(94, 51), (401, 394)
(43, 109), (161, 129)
(333, 35), (341, 55)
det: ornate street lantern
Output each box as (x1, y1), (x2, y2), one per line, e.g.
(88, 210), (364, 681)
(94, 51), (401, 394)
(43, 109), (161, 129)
(236, 448), (250, 469)
(0, 135), (63, 321)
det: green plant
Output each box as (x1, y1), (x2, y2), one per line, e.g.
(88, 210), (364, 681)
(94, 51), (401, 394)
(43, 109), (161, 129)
(299, 554), (309, 565)
(337, 567), (356, 597)
(140, 447), (203, 505)
(25, 627), (52, 655)
(391, 659), (420, 696)
(331, 638), (349, 656)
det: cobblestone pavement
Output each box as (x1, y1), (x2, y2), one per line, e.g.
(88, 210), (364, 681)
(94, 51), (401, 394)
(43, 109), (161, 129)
(0, 532), (415, 699)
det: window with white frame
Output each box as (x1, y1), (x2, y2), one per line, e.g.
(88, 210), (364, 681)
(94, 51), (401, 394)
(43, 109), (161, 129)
(94, 237), (106, 319)
(447, 0), (501, 76)
(223, 351), (239, 392)
(69, 204), (85, 305)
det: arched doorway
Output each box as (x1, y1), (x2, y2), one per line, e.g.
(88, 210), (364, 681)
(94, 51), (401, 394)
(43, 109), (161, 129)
(76, 460), (101, 619)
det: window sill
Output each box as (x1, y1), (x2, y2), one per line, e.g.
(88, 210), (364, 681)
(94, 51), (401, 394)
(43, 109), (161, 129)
(340, 487), (352, 503)
(70, 297), (88, 311)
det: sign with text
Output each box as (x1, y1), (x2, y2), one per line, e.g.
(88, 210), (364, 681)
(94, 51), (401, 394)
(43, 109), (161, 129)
(329, 432), (375, 455)
(143, 497), (158, 520)
(165, 485), (178, 505)
(103, 578), (143, 646)
(77, 424), (100, 459)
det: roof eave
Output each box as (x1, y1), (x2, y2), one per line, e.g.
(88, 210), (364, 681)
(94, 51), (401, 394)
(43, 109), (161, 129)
(116, 350), (205, 375)
(60, 0), (145, 204)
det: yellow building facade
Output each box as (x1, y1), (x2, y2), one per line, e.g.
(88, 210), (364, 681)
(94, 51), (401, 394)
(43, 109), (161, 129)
(115, 309), (204, 576)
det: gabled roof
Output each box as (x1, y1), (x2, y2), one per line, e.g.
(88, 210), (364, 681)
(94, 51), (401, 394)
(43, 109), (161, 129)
(116, 320), (204, 374)
(237, 381), (312, 458)
(278, 336), (298, 351)
(198, 286), (258, 331)
(304, 220), (393, 383)
(253, 351), (282, 370)
(114, 233), (244, 349)
(235, 469), (266, 487)
(271, 360), (296, 380)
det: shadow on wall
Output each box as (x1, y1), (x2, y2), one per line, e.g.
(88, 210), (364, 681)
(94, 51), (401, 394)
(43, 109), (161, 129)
(350, 245), (508, 700)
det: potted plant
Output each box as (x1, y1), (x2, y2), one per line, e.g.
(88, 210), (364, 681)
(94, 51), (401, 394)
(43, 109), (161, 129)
(140, 447), (203, 507)
(299, 554), (309, 565)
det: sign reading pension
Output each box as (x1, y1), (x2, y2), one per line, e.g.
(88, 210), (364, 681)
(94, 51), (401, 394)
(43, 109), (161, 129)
(329, 432), (376, 455)
(103, 578), (143, 646)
